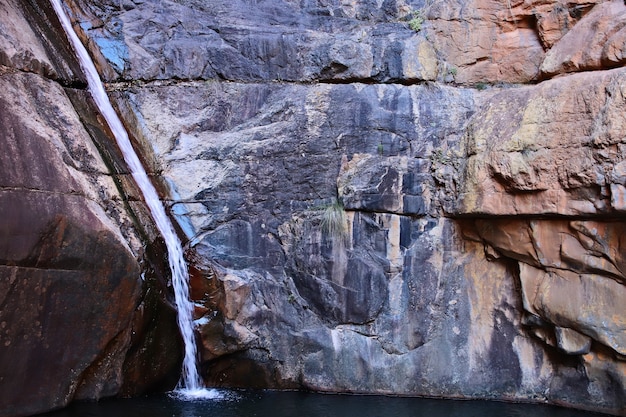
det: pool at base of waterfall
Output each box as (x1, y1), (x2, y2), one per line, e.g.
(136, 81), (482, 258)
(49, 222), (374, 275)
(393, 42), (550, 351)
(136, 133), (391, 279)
(36, 389), (611, 417)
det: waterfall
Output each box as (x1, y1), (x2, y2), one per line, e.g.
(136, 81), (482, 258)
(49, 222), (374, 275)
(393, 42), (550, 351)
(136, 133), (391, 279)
(51, 0), (210, 397)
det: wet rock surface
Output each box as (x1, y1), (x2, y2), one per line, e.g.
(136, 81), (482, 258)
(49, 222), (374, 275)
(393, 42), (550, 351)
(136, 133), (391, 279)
(0, 1), (181, 416)
(3, 0), (626, 415)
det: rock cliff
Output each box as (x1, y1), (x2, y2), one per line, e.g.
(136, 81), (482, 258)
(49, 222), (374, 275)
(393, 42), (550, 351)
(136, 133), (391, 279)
(2, 0), (626, 415)
(0, 1), (182, 416)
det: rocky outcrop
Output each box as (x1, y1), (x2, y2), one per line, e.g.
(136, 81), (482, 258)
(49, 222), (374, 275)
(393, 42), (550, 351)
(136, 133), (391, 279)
(4, 0), (626, 415)
(68, 0), (626, 85)
(455, 63), (626, 413)
(62, 0), (626, 414)
(117, 73), (626, 413)
(0, 1), (181, 416)
(458, 67), (626, 216)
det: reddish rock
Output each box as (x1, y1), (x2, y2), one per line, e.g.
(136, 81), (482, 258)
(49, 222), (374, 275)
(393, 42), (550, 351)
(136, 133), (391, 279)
(541, 0), (626, 76)
(426, 0), (602, 84)
(468, 216), (626, 400)
(0, 70), (135, 416)
(0, 1), (182, 416)
(458, 67), (626, 216)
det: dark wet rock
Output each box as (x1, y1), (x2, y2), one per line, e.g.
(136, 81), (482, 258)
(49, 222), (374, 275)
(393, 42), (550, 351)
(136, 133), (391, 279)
(0, 1), (182, 416)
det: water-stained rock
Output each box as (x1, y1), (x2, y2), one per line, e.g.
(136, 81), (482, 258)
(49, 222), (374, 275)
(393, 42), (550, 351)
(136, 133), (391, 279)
(95, 0), (626, 409)
(6, 0), (626, 415)
(0, 1), (181, 416)
(69, 0), (441, 84)
(0, 0), (85, 84)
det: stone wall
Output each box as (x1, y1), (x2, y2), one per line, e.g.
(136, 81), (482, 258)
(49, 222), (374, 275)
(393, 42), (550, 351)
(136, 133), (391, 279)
(66, 0), (626, 414)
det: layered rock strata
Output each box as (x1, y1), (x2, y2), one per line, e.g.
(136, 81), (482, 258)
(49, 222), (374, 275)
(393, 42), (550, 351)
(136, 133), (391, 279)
(3, 0), (626, 415)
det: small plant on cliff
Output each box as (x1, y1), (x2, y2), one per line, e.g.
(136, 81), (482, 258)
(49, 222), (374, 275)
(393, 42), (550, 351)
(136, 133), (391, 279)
(405, 0), (440, 32)
(409, 10), (425, 32)
(431, 148), (450, 164)
(475, 82), (487, 90)
(321, 200), (348, 242)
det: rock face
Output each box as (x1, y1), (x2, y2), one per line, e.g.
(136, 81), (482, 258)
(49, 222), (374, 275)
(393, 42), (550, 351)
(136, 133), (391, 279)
(0, 1), (181, 416)
(4, 0), (626, 415)
(65, 0), (626, 414)
(458, 68), (626, 216)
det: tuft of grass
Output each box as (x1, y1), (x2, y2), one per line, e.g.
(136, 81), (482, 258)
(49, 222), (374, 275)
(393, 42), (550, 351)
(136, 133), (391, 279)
(409, 10), (425, 32)
(321, 200), (348, 241)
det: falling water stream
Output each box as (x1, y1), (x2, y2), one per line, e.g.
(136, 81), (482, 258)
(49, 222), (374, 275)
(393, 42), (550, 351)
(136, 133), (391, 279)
(51, 0), (212, 398)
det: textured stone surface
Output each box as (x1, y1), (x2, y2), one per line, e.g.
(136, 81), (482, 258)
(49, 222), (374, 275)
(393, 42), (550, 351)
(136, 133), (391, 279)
(541, 0), (626, 76)
(425, 0), (607, 84)
(5, 0), (626, 415)
(114, 76), (626, 413)
(0, 1), (181, 416)
(71, 0), (620, 86)
(457, 67), (626, 216)
(70, 0), (441, 84)
(69, 0), (626, 415)
(0, 0), (84, 84)
(473, 219), (626, 354)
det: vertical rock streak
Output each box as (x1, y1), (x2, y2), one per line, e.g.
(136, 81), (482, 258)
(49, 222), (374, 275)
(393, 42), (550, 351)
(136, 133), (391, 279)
(49, 0), (203, 392)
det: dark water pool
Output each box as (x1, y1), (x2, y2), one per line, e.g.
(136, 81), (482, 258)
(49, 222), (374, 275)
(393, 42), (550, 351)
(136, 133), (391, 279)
(39, 389), (610, 417)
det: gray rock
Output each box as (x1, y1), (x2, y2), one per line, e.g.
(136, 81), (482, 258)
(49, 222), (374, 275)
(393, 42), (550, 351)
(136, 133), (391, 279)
(72, 0), (440, 83)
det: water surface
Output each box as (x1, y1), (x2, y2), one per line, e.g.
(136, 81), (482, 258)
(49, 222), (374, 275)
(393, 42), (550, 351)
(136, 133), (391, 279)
(39, 389), (610, 417)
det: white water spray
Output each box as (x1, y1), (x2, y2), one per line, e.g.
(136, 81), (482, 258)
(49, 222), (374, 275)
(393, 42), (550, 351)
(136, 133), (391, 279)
(51, 0), (211, 397)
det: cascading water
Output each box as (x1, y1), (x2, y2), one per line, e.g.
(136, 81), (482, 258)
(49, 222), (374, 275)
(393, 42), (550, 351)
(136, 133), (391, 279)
(51, 0), (214, 398)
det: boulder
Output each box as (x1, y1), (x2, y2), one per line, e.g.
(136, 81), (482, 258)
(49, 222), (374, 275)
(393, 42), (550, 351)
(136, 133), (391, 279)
(541, 0), (626, 76)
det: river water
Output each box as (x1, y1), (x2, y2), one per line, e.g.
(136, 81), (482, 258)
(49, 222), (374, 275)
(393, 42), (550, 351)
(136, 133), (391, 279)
(38, 389), (609, 417)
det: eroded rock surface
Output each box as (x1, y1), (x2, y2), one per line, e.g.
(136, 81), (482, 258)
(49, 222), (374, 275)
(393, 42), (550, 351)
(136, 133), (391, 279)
(71, 0), (624, 85)
(0, 1), (181, 416)
(458, 67), (626, 216)
(66, 0), (626, 414)
(4, 0), (626, 415)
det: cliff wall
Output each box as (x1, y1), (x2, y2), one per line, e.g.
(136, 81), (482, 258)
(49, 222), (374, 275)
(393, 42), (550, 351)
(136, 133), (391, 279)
(68, 0), (626, 414)
(0, 1), (182, 416)
(2, 0), (626, 415)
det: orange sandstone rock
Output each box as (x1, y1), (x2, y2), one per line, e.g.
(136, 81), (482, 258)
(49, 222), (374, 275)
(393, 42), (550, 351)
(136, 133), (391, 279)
(426, 0), (603, 84)
(457, 67), (626, 216)
(541, 0), (626, 76)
